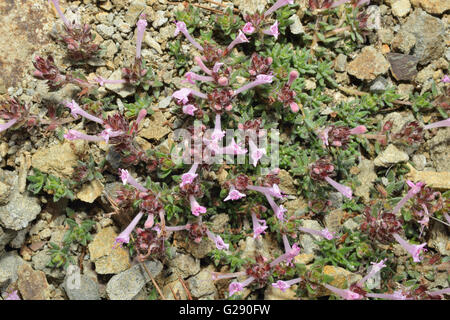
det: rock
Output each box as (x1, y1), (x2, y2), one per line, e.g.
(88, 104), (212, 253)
(417, 0), (450, 14)
(0, 170), (41, 231)
(294, 253), (315, 265)
(427, 128), (450, 171)
(278, 169), (297, 195)
(0, 181), (11, 205)
(429, 223), (450, 257)
(63, 268), (100, 300)
(139, 111), (172, 141)
(187, 267), (217, 299)
(17, 264), (50, 300)
(378, 28), (395, 44)
(347, 46), (390, 81)
(0, 1), (53, 92)
(299, 220), (322, 254)
(365, 5), (381, 30)
(343, 218), (360, 232)
(31, 248), (66, 280)
(31, 140), (86, 179)
(412, 154), (426, 171)
(415, 63), (435, 85)
(383, 112), (416, 137)
(396, 83), (414, 100)
(96, 24), (115, 39)
(105, 69), (136, 98)
(106, 260), (163, 300)
(0, 226), (16, 254)
(334, 54), (347, 72)
(0, 251), (26, 288)
(125, 0), (146, 25)
(322, 265), (361, 289)
(209, 214), (229, 233)
(355, 159), (377, 202)
(324, 209), (344, 233)
(186, 237), (216, 259)
(88, 227), (130, 274)
(264, 284), (297, 300)
(289, 14), (304, 34)
(102, 39), (118, 59)
(374, 144), (409, 167)
(369, 76), (389, 93)
(394, 9), (445, 65)
(405, 163), (450, 190)
(9, 227), (28, 249)
(392, 30), (416, 54)
(152, 10), (168, 29)
(234, 0), (269, 15)
(284, 197), (308, 217)
(239, 236), (272, 260)
(76, 180), (104, 203)
(168, 253), (200, 279)
(163, 280), (188, 300)
(144, 34), (163, 55)
(392, 0), (411, 17)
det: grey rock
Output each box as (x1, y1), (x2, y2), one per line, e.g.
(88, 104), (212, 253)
(374, 144), (409, 167)
(289, 15), (304, 35)
(235, 0), (269, 15)
(428, 223), (450, 256)
(324, 209), (344, 233)
(106, 261), (163, 300)
(382, 112), (416, 137)
(105, 69), (136, 98)
(0, 251), (26, 288)
(365, 5), (381, 30)
(392, 30), (416, 54)
(125, 0), (146, 24)
(0, 226), (16, 254)
(343, 218), (360, 232)
(32, 248), (66, 280)
(209, 214), (229, 233)
(355, 159), (377, 202)
(378, 28), (394, 44)
(412, 154), (426, 171)
(299, 220), (322, 254)
(0, 181), (11, 205)
(187, 268), (217, 299)
(427, 128), (450, 171)
(168, 253), (200, 279)
(370, 76), (389, 93)
(63, 268), (100, 300)
(152, 11), (168, 29)
(334, 54), (347, 72)
(96, 24), (115, 39)
(391, 0), (411, 17)
(157, 96), (172, 109)
(394, 9), (445, 65)
(9, 227), (29, 249)
(239, 236), (272, 261)
(102, 39), (118, 59)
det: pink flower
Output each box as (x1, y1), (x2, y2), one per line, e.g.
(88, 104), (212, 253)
(229, 282), (244, 297)
(263, 21), (280, 40)
(206, 230), (229, 251)
(249, 139), (266, 167)
(189, 195), (206, 216)
(442, 75), (450, 83)
(194, 56), (212, 75)
(247, 184), (283, 199)
(242, 22), (255, 34)
(233, 74), (274, 96)
(366, 290), (408, 300)
(392, 180), (425, 214)
(182, 104), (198, 116)
(224, 186), (246, 201)
(65, 100), (104, 124)
(220, 138), (247, 155)
(264, 0), (294, 17)
(135, 14), (147, 59)
(251, 212), (268, 239)
(349, 125), (367, 135)
(114, 211), (144, 246)
(324, 176), (353, 199)
(393, 233), (427, 263)
(180, 163), (199, 188)
(298, 226), (336, 240)
(4, 290), (21, 300)
(272, 278), (302, 292)
(118, 168), (147, 192)
(183, 72), (214, 84)
(174, 21), (204, 51)
(64, 129), (105, 142)
(358, 259), (387, 287)
(265, 194), (287, 221)
(0, 118), (18, 133)
(287, 70), (299, 87)
(226, 30), (249, 53)
(172, 88), (207, 105)
(270, 239), (300, 267)
(323, 284), (362, 300)
(423, 118), (450, 130)
(100, 128), (123, 144)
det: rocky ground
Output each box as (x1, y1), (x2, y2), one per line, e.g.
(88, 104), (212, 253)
(0, 0), (449, 300)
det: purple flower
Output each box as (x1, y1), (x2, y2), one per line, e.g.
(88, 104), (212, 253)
(423, 118), (450, 130)
(4, 290), (21, 300)
(233, 74), (274, 96)
(265, 194), (287, 221)
(366, 290), (408, 300)
(247, 184), (284, 199)
(224, 186), (246, 201)
(94, 76), (126, 87)
(272, 278), (302, 292)
(392, 180), (425, 214)
(144, 214), (154, 229)
(228, 277), (255, 297)
(118, 168), (148, 192)
(220, 138), (248, 155)
(135, 14), (148, 59)
(172, 88), (207, 105)
(114, 211), (144, 246)
(264, 0), (294, 17)
(226, 30), (249, 53)
(0, 118), (18, 133)
(263, 21), (280, 40)
(323, 284), (362, 300)
(442, 75), (450, 83)
(393, 233), (427, 263)
(183, 72), (214, 84)
(180, 163), (199, 188)
(182, 104), (198, 116)
(48, 0), (70, 27)
(251, 212), (268, 239)
(189, 195), (206, 216)
(194, 56), (212, 75)
(174, 21), (204, 51)
(270, 240), (300, 267)
(249, 139), (266, 167)
(358, 259), (387, 287)
(349, 125), (367, 135)
(206, 230), (229, 250)
(242, 22), (256, 34)
(324, 176), (352, 199)
(64, 129), (105, 142)
(298, 226), (336, 240)
(65, 100), (104, 124)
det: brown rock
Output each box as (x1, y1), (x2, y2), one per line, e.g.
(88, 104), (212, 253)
(278, 169), (297, 195)
(76, 180), (104, 203)
(139, 111), (171, 141)
(386, 53), (420, 81)
(418, 0), (450, 14)
(17, 264), (50, 300)
(405, 163), (450, 190)
(347, 46), (390, 81)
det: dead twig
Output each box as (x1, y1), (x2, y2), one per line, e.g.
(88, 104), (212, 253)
(178, 275), (193, 300)
(140, 261), (166, 300)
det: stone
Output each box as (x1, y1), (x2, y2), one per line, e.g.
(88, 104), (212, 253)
(0, 181), (11, 205)
(294, 253), (315, 265)
(355, 159), (377, 202)
(278, 169), (297, 195)
(369, 76), (389, 93)
(102, 39), (118, 59)
(0, 251), (26, 288)
(322, 265), (361, 289)
(187, 267), (217, 299)
(417, 0), (450, 14)
(144, 34), (163, 55)
(125, 0), (146, 25)
(264, 284), (297, 300)
(396, 83), (414, 100)
(9, 227), (28, 249)
(0, 170), (41, 231)
(209, 214), (229, 233)
(76, 180), (104, 203)
(342, 218), (360, 232)
(284, 197), (308, 217)
(106, 260), (163, 300)
(152, 10), (168, 29)
(31, 248), (66, 280)
(186, 237), (216, 259)
(168, 253), (200, 279)
(0, 0), (53, 92)
(88, 227), (130, 274)
(374, 144), (409, 167)
(31, 140), (86, 179)
(289, 14), (304, 35)
(0, 226), (16, 255)
(405, 163), (450, 190)
(392, 30), (416, 54)
(299, 220), (322, 254)
(394, 9), (445, 65)
(104, 69), (136, 98)
(324, 209), (344, 233)
(17, 264), (50, 300)
(239, 236), (272, 260)
(63, 268), (100, 300)
(235, 0), (269, 15)
(382, 112), (416, 137)
(412, 154), (426, 171)
(163, 280), (188, 300)
(365, 5), (381, 30)
(347, 46), (390, 81)
(392, 0), (411, 17)
(334, 54), (347, 72)
(378, 28), (394, 44)
(428, 223), (450, 257)
(139, 111), (172, 141)
(427, 128), (450, 171)
(96, 24), (115, 39)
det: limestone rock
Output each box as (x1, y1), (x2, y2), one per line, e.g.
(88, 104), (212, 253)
(138, 111), (172, 141)
(168, 253), (200, 279)
(417, 0), (450, 14)
(187, 267), (217, 299)
(264, 284), (297, 300)
(392, 0), (411, 17)
(0, 251), (26, 288)
(347, 46), (390, 81)
(76, 180), (104, 203)
(17, 264), (50, 300)
(405, 163), (450, 190)
(374, 144), (409, 167)
(427, 128), (450, 171)
(355, 159), (377, 202)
